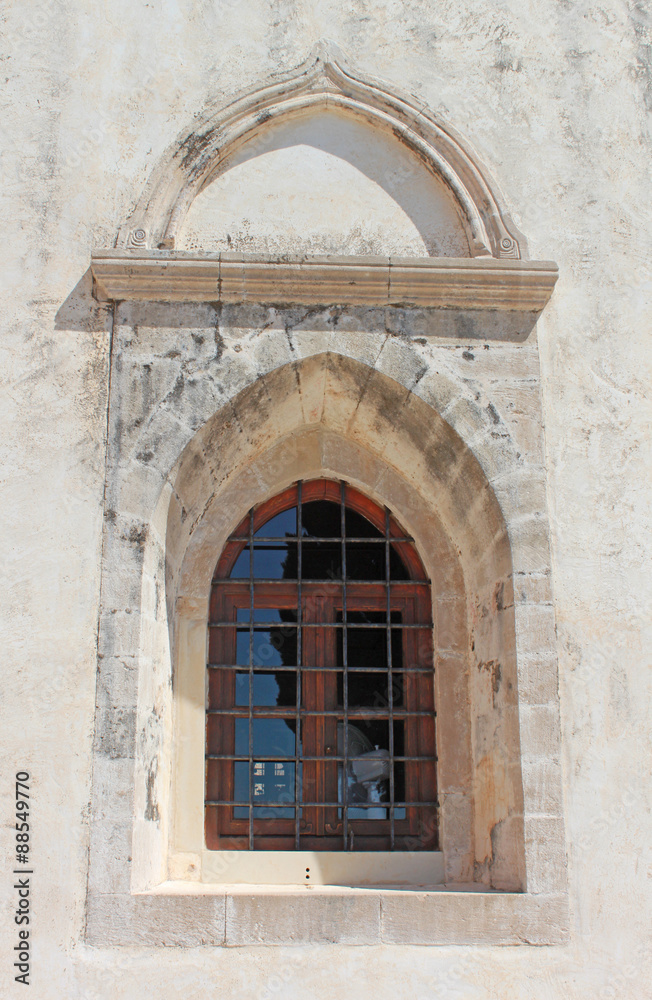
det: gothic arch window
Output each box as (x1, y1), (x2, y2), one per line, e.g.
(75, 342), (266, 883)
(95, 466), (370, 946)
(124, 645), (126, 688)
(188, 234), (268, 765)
(205, 479), (438, 853)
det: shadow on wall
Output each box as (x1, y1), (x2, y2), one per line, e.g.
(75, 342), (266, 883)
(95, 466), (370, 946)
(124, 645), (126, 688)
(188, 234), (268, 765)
(55, 274), (540, 342)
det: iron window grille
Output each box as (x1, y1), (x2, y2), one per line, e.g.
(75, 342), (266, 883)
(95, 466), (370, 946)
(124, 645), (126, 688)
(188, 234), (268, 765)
(205, 479), (438, 852)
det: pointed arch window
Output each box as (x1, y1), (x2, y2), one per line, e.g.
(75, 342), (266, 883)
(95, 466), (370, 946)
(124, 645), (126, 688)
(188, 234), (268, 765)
(205, 479), (438, 852)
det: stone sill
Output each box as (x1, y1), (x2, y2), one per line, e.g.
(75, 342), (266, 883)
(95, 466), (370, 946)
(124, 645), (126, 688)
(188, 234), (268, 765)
(86, 884), (569, 947)
(91, 251), (558, 312)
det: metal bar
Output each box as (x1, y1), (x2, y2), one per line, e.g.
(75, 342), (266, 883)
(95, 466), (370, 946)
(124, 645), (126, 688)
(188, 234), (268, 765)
(229, 536), (416, 543)
(248, 505), (254, 851)
(207, 754), (438, 762)
(385, 505), (395, 851)
(208, 622), (432, 629)
(207, 799), (439, 808)
(295, 480), (302, 850)
(341, 480), (348, 851)
(213, 578), (428, 587)
(208, 708), (434, 717)
(208, 663), (434, 672)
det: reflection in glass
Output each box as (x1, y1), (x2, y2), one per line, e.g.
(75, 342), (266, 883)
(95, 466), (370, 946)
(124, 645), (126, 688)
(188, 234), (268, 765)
(237, 607), (298, 624)
(229, 549), (249, 578)
(235, 718), (249, 757)
(252, 543), (297, 579)
(335, 720), (407, 820)
(236, 628), (297, 667)
(254, 507), (297, 538)
(235, 760), (296, 818)
(253, 718), (296, 757)
(337, 722), (389, 819)
(235, 671), (297, 707)
(235, 718), (297, 758)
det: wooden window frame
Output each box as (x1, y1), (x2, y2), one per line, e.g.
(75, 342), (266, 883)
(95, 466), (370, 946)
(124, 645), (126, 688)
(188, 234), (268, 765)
(205, 479), (438, 854)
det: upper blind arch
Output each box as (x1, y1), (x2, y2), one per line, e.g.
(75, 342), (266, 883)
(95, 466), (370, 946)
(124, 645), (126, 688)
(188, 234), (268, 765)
(118, 41), (527, 260)
(177, 110), (470, 258)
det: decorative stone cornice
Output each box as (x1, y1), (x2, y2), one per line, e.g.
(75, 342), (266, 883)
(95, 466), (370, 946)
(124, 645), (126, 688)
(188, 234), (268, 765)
(91, 251), (558, 311)
(117, 42), (528, 260)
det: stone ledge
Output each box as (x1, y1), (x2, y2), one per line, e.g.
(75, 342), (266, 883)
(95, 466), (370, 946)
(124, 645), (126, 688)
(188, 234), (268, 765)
(91, 251), (558, 312)
(85, 892), (226, 947)
(380, 889), (569, 946)
(85, 886), (568, 947)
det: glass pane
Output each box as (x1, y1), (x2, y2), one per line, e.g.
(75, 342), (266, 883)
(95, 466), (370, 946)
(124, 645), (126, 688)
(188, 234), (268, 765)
(235, 670), (297, 707)
(235, 719), (249, 757)
(348, 717), (390, 754)
(346, 541), (385, 580)
(337, 671), (388, 708)
(237, 607), (298, 624)
(389, 544), (410, 580)
(253, 806), (295, 819)
(253, 628), (296, 667)
(236, 628), (298, 667)
(339, 741), (390, 820)
(338, 615), (384, 668)
(236, 629), (250, 666)
(254, 507), (297, 538)
(393, 760), (406, 815)
(302, 541), (341, 579)
(229, 549), (250, 578)
(345, 506), (383, 538)
(252, 718), (296, 757)
(252, 543), (297, 579)
(251, 760), (296, 818)
(301, 499), (341, 537)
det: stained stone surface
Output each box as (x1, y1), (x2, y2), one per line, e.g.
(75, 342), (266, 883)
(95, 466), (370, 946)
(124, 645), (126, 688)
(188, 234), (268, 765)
(0, 1), (651, 997)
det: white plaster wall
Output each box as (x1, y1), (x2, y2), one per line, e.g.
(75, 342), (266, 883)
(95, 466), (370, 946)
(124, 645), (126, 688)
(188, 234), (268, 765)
(0, 1), (650, 998)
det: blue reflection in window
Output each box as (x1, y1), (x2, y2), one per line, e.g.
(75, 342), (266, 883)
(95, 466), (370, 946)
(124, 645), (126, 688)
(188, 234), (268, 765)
(229, 549), (250, 578)
(235, 718), (296, 758)
(253, 718), (296, 757)
(236, 671), (283, 707)
(236, 628), (296, 667)
(235, 719), (250, 757)
(236, 630), (250, 666)
(237, 607), (294, 623)
(252, 760), (296, 818)
(252, 544), (295, 579)
(254, 507), (297, 538)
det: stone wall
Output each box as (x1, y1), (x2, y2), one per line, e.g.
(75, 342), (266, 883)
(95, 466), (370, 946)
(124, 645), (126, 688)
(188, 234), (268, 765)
(1, 1), (650, 997)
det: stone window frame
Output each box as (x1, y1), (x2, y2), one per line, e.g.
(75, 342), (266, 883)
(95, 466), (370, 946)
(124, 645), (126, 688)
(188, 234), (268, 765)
(87, 337), (568, 947)
(85, 45), (567, 946)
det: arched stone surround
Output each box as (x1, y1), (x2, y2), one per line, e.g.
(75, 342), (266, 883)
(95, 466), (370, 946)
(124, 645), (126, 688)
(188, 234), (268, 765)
(165, 354), (525, 888)
(87, 305), (566, 944)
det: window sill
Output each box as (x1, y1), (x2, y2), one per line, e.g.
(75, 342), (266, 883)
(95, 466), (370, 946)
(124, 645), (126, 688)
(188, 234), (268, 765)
(86, 880), (568, 947)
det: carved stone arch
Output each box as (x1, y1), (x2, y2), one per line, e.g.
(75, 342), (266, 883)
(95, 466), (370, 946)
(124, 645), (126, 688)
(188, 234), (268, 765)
(126, 353), (529, 892)
(118, 41), (527, 260)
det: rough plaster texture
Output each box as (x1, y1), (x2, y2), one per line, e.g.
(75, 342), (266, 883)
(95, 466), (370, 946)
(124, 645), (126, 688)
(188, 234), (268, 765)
(1, 1), (651, 998)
